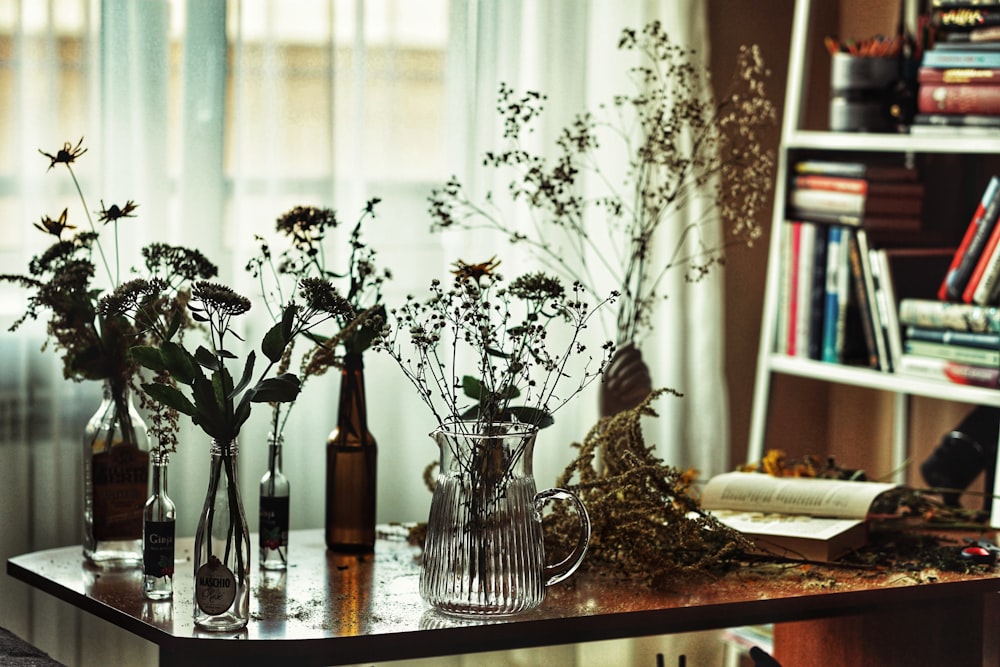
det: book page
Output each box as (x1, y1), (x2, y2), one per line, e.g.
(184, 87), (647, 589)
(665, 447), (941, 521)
(700, 472), (896, 519)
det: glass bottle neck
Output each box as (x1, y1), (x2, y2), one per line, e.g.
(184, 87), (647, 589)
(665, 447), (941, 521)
(337, 353), (369, 436)
(151, 452), (168, 496)
(210, 439), (239, 457)
(267, 437), (283, 473)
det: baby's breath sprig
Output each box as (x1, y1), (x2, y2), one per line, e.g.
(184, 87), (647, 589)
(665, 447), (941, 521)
(374, 258), (617, 432)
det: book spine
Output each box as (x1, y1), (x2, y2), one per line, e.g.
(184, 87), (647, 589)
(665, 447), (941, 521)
(789, 190), (923, 216)
(922, 49), (1000, 67)
(905, 325), (1000, 348)
(918, 83), (1000, 115)
(808, 227), (828, 361)
(821, 225), (845, 363)
(847, 229), (882, 370)
(775, 222), (793, 355)
(931, 8), (1000, 31)
(870, 249), (901, 372)
(794, 223), (817, 358)
(793, 175), (867, 194)
(897, 354), (1000, 388)
(965, 204), (1000, 302)
(914, 112), (1000, 127)
(786, 222), (802, 356)
(898, 298), (1000, 332)
(793, 160), (917, 181)
(938, 175), (1000, 301)
(917, 66), (1000, 84)
(904, 339), (1000, 365)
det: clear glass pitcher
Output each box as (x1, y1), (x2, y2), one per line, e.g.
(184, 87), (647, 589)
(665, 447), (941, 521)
(419, 421), (591, 617)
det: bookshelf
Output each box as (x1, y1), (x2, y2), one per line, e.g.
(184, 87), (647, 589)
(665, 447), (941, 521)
(747, 0), (1000, 524)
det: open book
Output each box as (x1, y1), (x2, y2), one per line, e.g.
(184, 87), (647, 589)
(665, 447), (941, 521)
(701, 472), (897, 562)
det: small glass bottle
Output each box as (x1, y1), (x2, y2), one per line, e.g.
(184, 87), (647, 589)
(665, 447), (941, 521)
(143, 450), (176, 600)
(194, 439), (250, 631)
(259, 434), (290, 570)
(325, 352), (377, 552)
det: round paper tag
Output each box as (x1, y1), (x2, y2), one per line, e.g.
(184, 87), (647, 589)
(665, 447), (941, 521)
(195, 555), (237, 615)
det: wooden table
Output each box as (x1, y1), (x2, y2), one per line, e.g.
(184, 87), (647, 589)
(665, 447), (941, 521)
(7, 527), (1000, 666)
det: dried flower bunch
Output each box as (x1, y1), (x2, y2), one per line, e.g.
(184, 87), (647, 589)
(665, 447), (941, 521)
(429, 21), (776, 344)
(374, 258), (617, 431)
(544, 391), (752, 587)
(1, 139), (218, 451)
(247, 201), (390, 438)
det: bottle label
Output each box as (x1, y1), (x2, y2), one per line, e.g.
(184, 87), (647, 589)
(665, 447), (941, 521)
(195, 556), (237, 615)
(143, 521), (175, 578)
(92, 444), (150, 541)
(259, 496), (290, 550)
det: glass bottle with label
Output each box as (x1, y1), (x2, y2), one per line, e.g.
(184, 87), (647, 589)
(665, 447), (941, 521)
(194, 439), (250, 631)
(325, 352), (377, 552)
(259, 434), (290, 570)
(143, 450), (176, 599)
(83, 379), (150, 567)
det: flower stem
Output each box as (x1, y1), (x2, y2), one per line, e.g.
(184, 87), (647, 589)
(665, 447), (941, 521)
(66, 164), (114, 286)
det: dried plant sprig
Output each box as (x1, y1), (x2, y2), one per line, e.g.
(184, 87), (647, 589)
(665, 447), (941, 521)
(430, 22), (775, 344)
(374, 261), (617, 431)
(544, 390), (752, 588)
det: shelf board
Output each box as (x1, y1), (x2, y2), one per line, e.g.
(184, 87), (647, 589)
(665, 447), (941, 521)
(766, 354), (1000, 407)
(786, 130), (1000, 154)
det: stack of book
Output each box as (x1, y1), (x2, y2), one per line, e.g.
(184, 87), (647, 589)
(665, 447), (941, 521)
(896, 298), (1000, 387)
(914, 1), (1000, 133)
(937, 175), (1000, 305)
(787, 159), (923, 233)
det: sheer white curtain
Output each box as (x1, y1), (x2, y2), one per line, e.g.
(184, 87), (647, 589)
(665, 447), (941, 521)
(0, 1), (727, 665)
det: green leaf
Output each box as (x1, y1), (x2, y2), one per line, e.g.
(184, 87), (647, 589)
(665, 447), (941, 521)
(496, 383), (521, 400)
(232, 396), (252, 433)
(462, 375), (484, 399)
(217, 349), (238, 359)
(261, 321), (287, 364)
(161, 341), (198, 385)
(141, 382), (196, 416)
(508, 406), (554, 429)
(229, 351), (256, 400)
(460, 405), (481, 420)
(195, 345), (220, 371)
(130, 346), (165, 374)
(344, 304), (386, 353)
(280, 302), (296, 341)
(250, 373), (301, 403)
(164, 310), (183, 342)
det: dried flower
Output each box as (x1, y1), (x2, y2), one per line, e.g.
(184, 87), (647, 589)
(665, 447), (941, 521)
(39, 137), (87, 171)
(375, 264), (616, 430)
(430, 22), (775, 345)
(97, 200), (139, 224)
(33, 208), (75, 238)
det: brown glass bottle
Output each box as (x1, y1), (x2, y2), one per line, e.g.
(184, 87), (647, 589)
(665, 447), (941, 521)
(325, 352), (377, 552)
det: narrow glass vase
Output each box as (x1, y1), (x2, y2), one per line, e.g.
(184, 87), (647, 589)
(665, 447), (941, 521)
(259, 434), (290, 570)
(143, 450), (176, 600)
(83, 379), (150, 567)
(193, 439), (250, 631)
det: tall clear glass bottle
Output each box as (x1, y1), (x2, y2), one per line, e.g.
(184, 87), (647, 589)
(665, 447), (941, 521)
(194, 439), (250, 631)
(143, 450), (176, 599)
(259, 434), (290, 570)
(325, 352), (377, 553)
(83, 379), (150, 567)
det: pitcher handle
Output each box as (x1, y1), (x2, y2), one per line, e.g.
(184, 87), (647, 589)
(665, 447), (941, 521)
(535, 487), (591, 587)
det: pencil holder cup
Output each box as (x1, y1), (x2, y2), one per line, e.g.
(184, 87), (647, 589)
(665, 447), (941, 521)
(829, 53), (899, 132)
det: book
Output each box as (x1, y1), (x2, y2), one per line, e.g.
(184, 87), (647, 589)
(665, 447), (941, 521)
(922, 49), (1000, 68)
(793, 222), (816, 359)
(821, 225), (850, 363)
(700, 472), (896, 562)
(917, 66), (1000, 84)
(897, 353), (1000, 387)
(775, 222), (794, 355)
(786, 222), (803, 356)
(931, 8), (1000, 32)
(898, 298), (1000, 332)
(905, 325), (1000, 348)
(904, 339), (1000, 364)
(869, 249), (900, 372)
(848, 228), (888, 370)
(789, 189), (923, 217)
(965, 196), (1000, 303)
(807, 225), (828, 361)
(783, 208), (922, 232)
(938, 175), (1000, 301)
(791, 175), (926, 198)
(918, 82), (1000, 114)
(793, 160), (918, 181)
(913, 112), (1000, 126)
